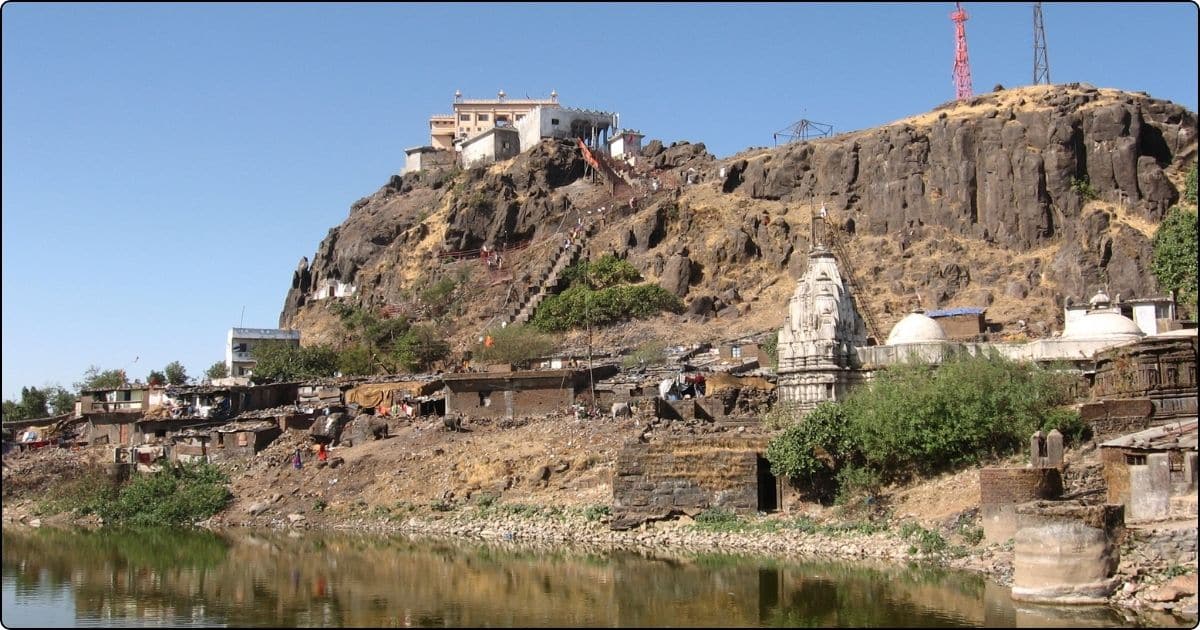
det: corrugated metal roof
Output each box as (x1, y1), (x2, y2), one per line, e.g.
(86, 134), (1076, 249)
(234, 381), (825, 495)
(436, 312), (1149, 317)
(926, 307), (987, 317)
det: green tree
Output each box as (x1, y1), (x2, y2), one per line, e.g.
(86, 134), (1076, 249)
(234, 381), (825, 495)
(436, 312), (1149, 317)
(1151, 206), (1198, 316)
(147, 370), (167, 386)
(204, 361), (229, 380)
(336, 344), (377, 376)
(2, 387), (50, 422)
(164, 361), (189, 385)
(250, 341), (338, 383)
(75, 366), (127, 391)
(47, 386), (77, 416)
(392, 324), (450, 372)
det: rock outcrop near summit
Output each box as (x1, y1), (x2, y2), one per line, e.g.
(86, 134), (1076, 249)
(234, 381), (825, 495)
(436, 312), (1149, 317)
(281, 85), (1196, 348)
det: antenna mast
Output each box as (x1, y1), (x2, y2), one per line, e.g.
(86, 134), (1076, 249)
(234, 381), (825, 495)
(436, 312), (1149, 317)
(951, 2), (973, 102)
(1032, 2), (1051, 84)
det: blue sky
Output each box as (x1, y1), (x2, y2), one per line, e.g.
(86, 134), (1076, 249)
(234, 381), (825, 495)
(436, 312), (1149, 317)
(2, 2), (1197, 400)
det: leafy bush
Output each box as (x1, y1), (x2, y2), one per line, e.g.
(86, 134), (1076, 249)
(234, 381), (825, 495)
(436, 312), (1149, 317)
(532, 284), (684, 331)
(622, 340), (668, 369)
(97, 463), (231, 527)
(562, 255), (642, 289)
(761, 332), (779, 369)
(900, 522), (949, 556)
(420, 278), (460, 317)
(35, 467), (118, 517)
(1151, 206), (1198, 315)
(1071, 176), (1099, 201)
(766, 353), (1078, 500)
(472, 324), (557, 367)
(583, 504), (611, 522)
(692, 508), (745, 532)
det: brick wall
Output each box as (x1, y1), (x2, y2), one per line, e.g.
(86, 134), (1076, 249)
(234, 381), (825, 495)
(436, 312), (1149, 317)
(980, 467), (1064, 544)
(934, 314), (984, 338)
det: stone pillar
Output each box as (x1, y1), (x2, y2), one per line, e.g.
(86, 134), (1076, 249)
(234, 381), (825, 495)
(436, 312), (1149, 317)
(1128, 454), (1171, 521)
(1186, 452), (1198, 490)
(1045, 429), (1064, 468)
(1030, 430), (1046, 467)
(1011, 501), (1124, 605)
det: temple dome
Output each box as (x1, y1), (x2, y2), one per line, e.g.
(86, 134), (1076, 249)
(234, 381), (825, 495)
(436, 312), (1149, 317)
(886, 312), (948, 345)
(1062, 311), (1144, 340)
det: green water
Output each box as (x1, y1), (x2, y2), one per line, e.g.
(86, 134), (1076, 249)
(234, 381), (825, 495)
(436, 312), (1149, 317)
(0, 526), (1141, 627)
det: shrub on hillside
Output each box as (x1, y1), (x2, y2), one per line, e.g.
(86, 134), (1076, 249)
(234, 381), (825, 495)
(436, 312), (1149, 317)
(532, 284), (683, 332)
(766, 352), (1079, 501)
(472, 324), (557, 367)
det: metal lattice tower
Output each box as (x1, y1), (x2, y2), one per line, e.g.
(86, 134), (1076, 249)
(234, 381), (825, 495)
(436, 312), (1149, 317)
(1033, 2), (1051, 85)
(951, 2), (973, 102)
(773, 119), (834, 146)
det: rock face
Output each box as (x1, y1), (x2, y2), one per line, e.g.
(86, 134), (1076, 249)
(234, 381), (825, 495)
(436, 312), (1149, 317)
(280, 85), (1195, 347)
(724, 85), (1195, 303)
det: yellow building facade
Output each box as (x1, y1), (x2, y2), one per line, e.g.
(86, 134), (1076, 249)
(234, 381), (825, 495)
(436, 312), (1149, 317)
(429, 90), (558, 150)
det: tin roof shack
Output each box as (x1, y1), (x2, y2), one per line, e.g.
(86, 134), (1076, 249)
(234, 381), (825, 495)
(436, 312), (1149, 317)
(80, 385), (155, 447)
(165, 382), (300, 421)
(137, 418), (226, 449)
(343, 379), (444, 416)
(1099, 420), (1197, 522)
(171, 428), (214, 464)
(441, 367), (617, 419)
(211, 420), (282, 460)
(717, 341), (768, 367)
(926, 307), (987, 339)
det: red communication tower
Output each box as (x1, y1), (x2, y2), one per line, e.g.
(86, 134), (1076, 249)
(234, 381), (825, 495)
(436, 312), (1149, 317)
(951, 2), (973, 102)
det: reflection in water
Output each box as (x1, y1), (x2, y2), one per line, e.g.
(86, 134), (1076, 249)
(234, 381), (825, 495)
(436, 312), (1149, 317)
(1, 527), (1135, 628)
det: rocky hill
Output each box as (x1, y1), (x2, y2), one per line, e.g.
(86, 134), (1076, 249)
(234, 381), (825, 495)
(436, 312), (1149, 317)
(280, 84), (1196, 355)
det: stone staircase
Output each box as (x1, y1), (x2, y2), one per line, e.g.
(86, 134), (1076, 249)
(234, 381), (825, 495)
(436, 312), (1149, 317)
(503, 221), (596, 326)
(826, 222), (883, 344)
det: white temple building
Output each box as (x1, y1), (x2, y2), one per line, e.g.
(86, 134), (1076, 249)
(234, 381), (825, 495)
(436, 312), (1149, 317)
(777, 214), (1168, 411)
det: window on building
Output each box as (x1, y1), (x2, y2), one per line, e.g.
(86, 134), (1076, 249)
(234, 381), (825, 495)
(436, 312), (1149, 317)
(731, 346), (742, 358)
(217, 433), (225, 448)
(515, 114), (524, 121)
(826, 383), (834, 398)
(1126, 454), (1147, 465)
(459, 114), (470, 122)
(551, 118), (560, 125)
(477, 114), (489, 122)
(495, 115), (508, 122)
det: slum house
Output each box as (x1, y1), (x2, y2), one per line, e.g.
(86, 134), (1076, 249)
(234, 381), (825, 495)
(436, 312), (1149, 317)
(211, 420), (282, 461)
(441, 366), (618, 419)
(80, 384), (158, 446)
(343, 378), (445, 418)
(2, 413), (79, 452)
(164, 382), (300, 420)
(717, 339), (770, 368)
(1099, 419), (1197, 522)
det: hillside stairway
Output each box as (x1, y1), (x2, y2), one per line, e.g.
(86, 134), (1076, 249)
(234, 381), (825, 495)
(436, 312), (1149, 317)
(825, 222), (884, 344)
(579, 139), (634, 197)
(503, 220), (597, 326)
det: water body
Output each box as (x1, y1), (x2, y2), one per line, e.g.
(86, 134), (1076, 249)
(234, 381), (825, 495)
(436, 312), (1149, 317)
(0, 526), (1144, 628)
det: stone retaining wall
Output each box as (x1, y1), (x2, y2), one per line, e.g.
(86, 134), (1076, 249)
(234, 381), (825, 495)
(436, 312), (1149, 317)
(1124, 526), (1198, 568)
(611, 437), (767, 529)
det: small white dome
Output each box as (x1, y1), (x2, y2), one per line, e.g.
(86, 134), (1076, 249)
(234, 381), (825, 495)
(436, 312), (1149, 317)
(886, 312), (948, 345)
(1062, 311), (1144, 340)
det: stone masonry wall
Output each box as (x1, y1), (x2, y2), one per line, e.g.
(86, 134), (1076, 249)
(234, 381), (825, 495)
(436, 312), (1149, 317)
(611, 437), (764, 529)
(1124, 526), (1199, 568)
